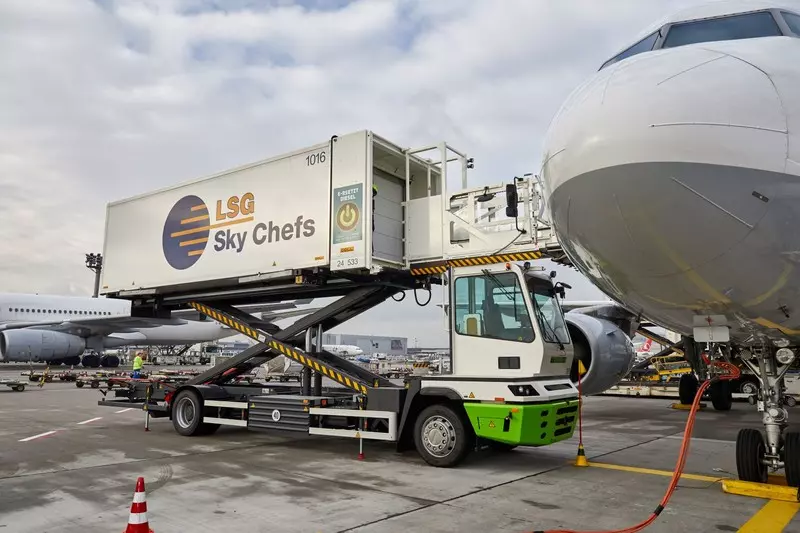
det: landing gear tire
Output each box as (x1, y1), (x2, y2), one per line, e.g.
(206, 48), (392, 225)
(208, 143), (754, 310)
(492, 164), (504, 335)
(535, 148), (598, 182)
(414, 404), (474, 467)
(783, 432), (800, 488)
(679, 374), (698, 405)
(736, 428), (768, 483)
(710, 381), (733, 411)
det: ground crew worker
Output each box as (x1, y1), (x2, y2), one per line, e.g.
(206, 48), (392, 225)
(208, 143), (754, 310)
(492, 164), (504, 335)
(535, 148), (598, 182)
(132, 352), (143, 379)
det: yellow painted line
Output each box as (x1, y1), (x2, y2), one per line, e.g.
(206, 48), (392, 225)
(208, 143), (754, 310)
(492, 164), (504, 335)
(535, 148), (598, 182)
(737, 500), (800, 532)
(588, 461), (725, 483)
(722, 479), (800, 503)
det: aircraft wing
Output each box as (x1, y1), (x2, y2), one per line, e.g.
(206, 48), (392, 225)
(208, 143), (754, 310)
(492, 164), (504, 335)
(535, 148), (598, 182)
(172, 300), (317, 322)
(0, 316), (189, 337)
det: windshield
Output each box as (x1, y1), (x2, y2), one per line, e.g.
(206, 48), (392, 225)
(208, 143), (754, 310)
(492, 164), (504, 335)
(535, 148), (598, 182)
(784, 12), (800, 35)
(662, 11), (782, 49)
(600, 30), (659, 70)
(453, 272), (534, 343)
(526, 275), (570, 345)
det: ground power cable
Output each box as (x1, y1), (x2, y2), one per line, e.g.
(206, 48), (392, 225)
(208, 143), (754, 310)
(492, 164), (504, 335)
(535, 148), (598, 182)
(528, 359), (740, 533)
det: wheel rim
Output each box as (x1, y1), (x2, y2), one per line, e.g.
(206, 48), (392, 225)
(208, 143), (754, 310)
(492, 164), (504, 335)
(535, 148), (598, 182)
(175, 397), (196, 428)
(741, 382), (757, 395)
(422, 415), (456, 458)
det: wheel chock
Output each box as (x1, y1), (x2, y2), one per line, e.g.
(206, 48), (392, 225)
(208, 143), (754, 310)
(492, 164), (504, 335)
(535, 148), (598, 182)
(721, 479), (800, 502)
(768, 473), (788, 486)
(671, 402), (707, 411)
(574, 443), (589, 467)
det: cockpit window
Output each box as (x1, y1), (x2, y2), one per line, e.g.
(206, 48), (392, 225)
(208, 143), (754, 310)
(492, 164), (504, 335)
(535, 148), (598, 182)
(600, 31), (659, 70)
(662, 11), (782, 49)
(783, 12), (800, 35)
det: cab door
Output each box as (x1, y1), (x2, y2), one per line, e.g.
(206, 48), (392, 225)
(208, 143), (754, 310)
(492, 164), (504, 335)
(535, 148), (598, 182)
(450, 269), (541, 378)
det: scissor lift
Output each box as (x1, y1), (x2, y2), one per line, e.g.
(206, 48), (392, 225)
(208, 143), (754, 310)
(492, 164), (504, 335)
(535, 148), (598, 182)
(98, 133), (578, 467)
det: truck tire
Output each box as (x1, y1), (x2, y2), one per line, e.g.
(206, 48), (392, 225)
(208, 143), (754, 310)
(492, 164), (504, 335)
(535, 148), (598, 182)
(738, 377), (759, 396)
(414, 404), (474, 467)
(172, 389), (208, 436)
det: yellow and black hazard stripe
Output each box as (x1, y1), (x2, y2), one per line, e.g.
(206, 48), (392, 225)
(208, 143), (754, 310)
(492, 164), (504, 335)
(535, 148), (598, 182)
(190, 302), (261, 341)
(412, 362), (430, 368)
(264, 339), (368, 395)
(409, 250), (544, 276)
(189, 302), (369, 395)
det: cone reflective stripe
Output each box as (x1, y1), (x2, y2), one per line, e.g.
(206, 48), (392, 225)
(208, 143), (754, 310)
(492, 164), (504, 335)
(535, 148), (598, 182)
(123, 477), (153, 533)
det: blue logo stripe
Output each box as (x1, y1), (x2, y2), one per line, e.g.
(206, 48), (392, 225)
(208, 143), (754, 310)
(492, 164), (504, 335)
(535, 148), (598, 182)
(163, 195), (209, 269)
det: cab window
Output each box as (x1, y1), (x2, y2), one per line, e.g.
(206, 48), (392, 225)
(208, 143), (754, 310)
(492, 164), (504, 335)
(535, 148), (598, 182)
(783, 12), (800, 35)
(600, 31), (659, 70)
(662, 11), (782, 49)
(454, 273), (534, 343)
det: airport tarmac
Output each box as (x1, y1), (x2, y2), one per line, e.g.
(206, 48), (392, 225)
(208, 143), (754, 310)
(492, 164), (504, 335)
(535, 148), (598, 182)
(1, 373), (800, 533)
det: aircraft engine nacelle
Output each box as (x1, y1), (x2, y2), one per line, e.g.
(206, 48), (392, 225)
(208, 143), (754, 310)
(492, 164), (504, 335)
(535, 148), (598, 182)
(565, 313), (635, 396)
(0, 330), (86, 362)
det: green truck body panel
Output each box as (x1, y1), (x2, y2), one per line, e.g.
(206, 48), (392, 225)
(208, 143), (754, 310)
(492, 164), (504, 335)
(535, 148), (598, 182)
(463, 399), (580, 446)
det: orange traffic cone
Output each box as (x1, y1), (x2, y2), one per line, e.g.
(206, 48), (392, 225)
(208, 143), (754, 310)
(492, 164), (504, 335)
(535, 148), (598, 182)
(123, 477), (154, 533)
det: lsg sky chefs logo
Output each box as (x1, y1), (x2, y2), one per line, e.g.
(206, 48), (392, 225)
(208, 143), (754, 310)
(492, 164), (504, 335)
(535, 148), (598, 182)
(162, 192), (316, 270)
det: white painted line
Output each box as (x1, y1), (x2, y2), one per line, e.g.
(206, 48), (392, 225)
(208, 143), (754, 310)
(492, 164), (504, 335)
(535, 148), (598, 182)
(115, 408), (134, 414)
(76, 417), (103, 425)
(19, 430), (58, 442)
(665, 434), (734, 444)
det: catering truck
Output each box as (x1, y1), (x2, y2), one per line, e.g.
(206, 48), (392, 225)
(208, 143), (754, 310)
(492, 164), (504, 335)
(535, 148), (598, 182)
(97, 130), (588, 467)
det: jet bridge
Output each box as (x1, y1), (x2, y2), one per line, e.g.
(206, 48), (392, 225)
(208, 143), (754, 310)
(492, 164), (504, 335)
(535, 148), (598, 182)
(97, 131), (579, 467)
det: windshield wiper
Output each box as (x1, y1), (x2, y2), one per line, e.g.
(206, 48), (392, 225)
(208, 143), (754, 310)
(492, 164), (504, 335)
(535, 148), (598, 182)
(530, 293), (565, 350)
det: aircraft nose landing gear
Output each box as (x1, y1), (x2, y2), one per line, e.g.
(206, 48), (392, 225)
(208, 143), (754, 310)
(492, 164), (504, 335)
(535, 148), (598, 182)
(734, 343), (800, 487)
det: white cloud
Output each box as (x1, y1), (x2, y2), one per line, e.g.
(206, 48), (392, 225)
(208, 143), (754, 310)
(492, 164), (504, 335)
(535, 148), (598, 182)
(0, 0), (751, 343)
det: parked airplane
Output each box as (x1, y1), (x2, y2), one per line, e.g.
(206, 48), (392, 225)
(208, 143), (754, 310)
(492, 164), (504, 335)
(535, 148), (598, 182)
(322, 344), (364, 356)
(0, 293), (317, 368)
(539, 0), (800, 484)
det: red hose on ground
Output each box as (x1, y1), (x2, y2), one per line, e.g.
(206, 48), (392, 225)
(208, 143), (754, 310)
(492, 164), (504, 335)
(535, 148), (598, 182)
(528, 360), (740, 533)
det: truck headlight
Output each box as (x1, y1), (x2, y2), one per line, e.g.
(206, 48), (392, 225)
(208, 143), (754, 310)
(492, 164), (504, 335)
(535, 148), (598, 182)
(776, 348), (795, 365)
(508, 384), (539, 396)
(774, 338), (791, 348)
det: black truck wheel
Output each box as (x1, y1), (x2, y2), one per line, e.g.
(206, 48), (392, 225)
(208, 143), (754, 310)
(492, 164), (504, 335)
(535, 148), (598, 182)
(172, 390), (205, 436)
(414, 404), (474, 467)
(736, 428), (767, 483)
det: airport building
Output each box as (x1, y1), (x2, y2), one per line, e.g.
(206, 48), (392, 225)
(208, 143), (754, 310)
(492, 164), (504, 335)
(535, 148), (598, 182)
(322, 333), (407, 356)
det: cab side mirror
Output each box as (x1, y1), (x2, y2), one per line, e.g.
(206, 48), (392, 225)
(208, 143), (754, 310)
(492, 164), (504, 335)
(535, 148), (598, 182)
(505, 184), (518, 218)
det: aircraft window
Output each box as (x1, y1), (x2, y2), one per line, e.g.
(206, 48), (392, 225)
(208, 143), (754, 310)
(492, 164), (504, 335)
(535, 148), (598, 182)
(783, 12), (800, 35)
(662, 11), (782, 49)
(600, 30), (660, 70)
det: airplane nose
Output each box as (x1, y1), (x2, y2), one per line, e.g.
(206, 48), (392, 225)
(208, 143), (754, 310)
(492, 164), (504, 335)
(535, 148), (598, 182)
(542, 39), (800, 311)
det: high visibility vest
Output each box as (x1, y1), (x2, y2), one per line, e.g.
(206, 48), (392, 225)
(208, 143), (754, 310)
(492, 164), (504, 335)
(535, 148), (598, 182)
(133, 356), (143, 370)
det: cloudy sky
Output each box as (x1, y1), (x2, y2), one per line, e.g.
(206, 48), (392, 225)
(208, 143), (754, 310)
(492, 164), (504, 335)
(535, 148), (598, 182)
(0, 0), (763, 346)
